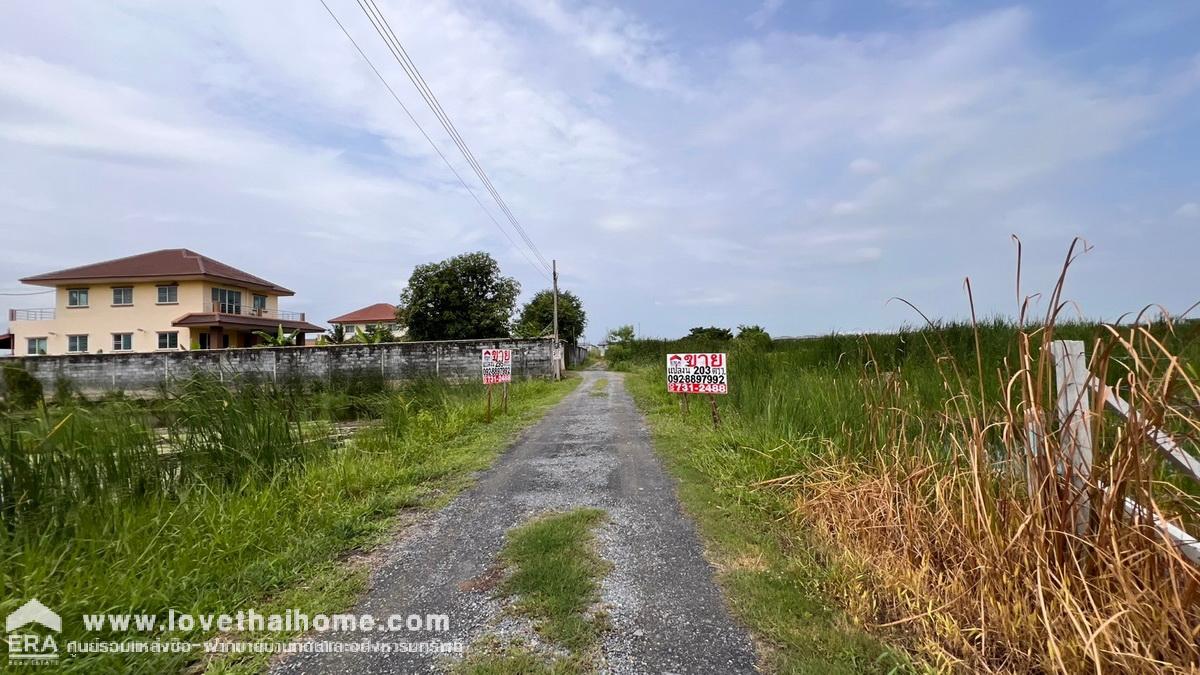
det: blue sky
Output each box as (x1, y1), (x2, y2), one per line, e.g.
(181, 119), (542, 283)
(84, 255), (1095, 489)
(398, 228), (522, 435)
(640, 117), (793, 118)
(1, 1), (1197, 341)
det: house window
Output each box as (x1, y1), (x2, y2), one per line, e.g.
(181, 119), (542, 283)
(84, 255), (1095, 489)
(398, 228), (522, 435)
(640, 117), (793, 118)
(26, 337), (47, 355)
(67, 288), (89, 307)
(157, 285), (178, 304)
(157, 332), (179, 350)
(211, 288), (242, 314)
(112, 333), (133, 351)
(112, 287), (133, 306)
(252, 294), (267, 315)
(67, 335), (89, 353)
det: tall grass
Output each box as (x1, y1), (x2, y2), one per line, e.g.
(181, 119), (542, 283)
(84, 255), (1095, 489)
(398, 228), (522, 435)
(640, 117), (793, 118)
(620, 295), (1200, 670)
(0, 374), (573, 672)
(779, 317), (1200, 671)
(0, 377), (329, 533)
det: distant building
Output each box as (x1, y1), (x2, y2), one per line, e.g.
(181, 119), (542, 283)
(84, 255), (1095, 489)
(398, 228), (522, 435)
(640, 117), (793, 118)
(328, 303), (403, 337)
(6, 249), (322, 355)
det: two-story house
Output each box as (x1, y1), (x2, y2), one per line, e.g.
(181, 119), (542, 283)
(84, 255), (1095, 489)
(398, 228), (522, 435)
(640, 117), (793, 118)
(5, 249), (322, 355)
(327, 303), (403, 338)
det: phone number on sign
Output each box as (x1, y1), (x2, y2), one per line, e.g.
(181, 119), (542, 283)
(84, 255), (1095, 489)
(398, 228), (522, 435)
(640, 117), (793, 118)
(668, 382), (728, 394)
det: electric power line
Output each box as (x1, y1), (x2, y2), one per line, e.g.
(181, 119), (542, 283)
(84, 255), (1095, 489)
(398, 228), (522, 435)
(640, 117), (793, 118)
(320, 0), (551, 281)
(355, 0), (553, 275)
(357, 0), (550, 272)
(0, 289), (53, 296)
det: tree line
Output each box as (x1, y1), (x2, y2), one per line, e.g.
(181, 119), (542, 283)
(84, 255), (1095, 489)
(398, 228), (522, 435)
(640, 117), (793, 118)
(322, 251), (587, 346)
(604, 324), (770, 346)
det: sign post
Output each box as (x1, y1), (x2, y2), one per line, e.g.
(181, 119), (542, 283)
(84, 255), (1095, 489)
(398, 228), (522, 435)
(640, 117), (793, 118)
(666, 353), (728, 428)
(482, 348), (513, 422)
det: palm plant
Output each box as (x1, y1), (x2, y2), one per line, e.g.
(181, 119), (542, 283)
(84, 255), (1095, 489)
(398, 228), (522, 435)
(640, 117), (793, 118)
(353, 325), (395, 345)
(325, 324), (348, 345)
(253, 324), (299, 347)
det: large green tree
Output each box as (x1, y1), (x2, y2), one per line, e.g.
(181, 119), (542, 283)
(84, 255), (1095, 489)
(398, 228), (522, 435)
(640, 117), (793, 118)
(513, 290), (587, 344)
(396, 252), (520, 340)
(686, 326), (734, 341)
(605, 325), (635, 343)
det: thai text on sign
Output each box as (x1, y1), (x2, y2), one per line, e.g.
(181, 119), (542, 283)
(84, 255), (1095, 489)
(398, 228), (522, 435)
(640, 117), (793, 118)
(482, 349), (513, 384)
(666, 353), (728, 394)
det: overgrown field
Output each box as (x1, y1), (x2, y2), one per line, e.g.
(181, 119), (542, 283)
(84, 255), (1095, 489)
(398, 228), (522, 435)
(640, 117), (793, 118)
(618, 317), (1200, 673)
(0, 372), (575, 673)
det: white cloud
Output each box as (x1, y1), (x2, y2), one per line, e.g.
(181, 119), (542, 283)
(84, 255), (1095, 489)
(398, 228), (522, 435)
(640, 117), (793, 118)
(596, 213), (642, 232)
(0, 2), (1195, 339)
(848, 158), (883, 175)
(510, 0), (686, 93)
(747, 0), (785, 29)
(830, 201), (861, 216)
(1176, 202), (1200, 218)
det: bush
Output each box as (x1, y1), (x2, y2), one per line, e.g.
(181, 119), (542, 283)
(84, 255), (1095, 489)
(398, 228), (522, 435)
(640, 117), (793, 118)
(3, 366), (43, 409)
(53, 375), (77, 405)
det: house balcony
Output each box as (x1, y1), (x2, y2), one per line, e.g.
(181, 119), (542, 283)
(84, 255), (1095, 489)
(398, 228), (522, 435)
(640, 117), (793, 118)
(9, 308), (55, 321)
(200, 302), (306, 322)
(172, 303), (324, 338)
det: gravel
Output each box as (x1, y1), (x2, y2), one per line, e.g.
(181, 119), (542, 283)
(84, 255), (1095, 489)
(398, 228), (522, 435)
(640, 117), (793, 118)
(271, 371), (758, 674)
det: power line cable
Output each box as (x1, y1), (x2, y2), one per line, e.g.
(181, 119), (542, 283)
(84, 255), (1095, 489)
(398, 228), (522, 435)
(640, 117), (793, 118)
(0, 289), (53, 296)
(356, 0), (553, 274)
(357, 0), (548, 271)
(320, 0), (551, 281)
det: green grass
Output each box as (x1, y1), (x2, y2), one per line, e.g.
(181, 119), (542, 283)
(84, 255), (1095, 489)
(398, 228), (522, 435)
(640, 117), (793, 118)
(625, 374), (908, 674)
(1, 375), (577, 673)
(461, 508), (609, 674)
(458, 644), (576, 675)
(589, 378), (608, 396)
(567, 352), (601, 371)
(616, 316), (1200, 672)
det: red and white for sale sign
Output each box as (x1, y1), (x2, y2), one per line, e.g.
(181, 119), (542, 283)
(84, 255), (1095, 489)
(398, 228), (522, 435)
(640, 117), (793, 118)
(482, 349), (513, 384)
(666, 353), (728, 394)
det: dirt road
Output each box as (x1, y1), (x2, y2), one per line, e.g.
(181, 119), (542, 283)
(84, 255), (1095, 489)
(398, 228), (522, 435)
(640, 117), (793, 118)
(273, 371), (757, 673)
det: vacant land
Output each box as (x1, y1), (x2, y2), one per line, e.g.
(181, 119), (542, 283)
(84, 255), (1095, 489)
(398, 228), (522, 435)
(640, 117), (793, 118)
(612, 319), (1200, 673)
(0, 372), (575, 673)
(5, 316), (1197, 673)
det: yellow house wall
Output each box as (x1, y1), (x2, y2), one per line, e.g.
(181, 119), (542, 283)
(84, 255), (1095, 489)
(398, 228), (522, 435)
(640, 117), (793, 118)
(334, 322), (404, 337)
(11, 277), (295, 355)
(11, 281), (207, 355)
(200, 283), (279, 314)
(10, 280), (288, 356)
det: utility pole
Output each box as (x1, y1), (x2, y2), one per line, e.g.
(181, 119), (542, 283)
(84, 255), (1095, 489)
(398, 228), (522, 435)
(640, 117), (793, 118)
(552, 259), (560, 379)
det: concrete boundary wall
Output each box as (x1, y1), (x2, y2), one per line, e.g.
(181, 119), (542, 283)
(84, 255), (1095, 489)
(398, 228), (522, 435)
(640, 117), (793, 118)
(0, 339), (554, 397)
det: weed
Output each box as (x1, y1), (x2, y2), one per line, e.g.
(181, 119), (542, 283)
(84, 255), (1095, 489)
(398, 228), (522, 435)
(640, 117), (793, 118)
(461, 508), (609, 673)
(1, 375), (577, 672)
(2, 365), (43, 410)
(618, 267), (1200, 671)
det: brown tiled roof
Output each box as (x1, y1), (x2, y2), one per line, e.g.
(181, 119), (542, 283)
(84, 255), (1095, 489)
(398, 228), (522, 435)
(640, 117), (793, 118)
(329, 303), (398, 324)
(171, 313), (324, 332)
(20, 249), (294, 295)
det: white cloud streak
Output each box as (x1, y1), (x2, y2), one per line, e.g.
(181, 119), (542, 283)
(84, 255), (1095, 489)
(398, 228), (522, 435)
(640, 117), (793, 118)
(0, 1), (1195, 339)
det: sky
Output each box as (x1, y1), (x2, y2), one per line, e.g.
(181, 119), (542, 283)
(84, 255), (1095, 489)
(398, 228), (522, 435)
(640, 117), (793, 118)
(0, 1), (1197, 342)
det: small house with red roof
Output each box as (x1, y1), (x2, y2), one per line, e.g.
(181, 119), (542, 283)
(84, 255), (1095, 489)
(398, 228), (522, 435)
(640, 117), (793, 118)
(328, 303), (402, 337)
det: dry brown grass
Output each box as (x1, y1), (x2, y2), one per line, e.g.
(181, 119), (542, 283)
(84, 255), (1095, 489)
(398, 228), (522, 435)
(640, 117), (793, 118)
(767, 243), (1200, 673)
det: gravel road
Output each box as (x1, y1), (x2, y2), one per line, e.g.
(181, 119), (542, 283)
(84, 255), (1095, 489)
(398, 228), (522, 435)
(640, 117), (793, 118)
(272, 371), (757, 674)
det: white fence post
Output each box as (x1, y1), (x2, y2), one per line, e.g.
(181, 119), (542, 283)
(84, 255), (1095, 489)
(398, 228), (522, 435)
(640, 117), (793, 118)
(1095, 384), (1200, 482)
(1051, 340), (1093, 535)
